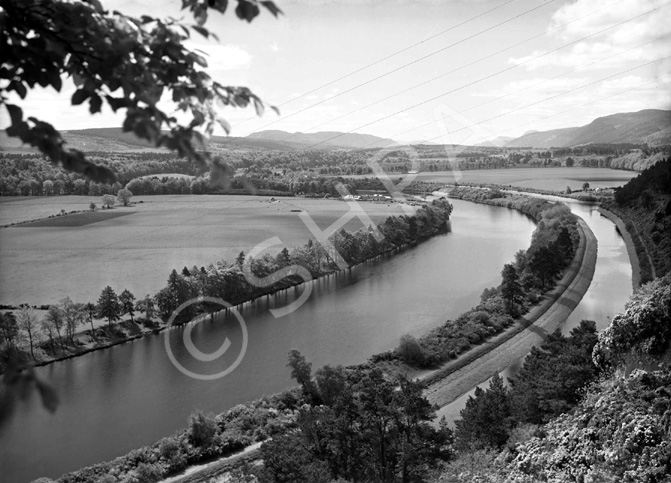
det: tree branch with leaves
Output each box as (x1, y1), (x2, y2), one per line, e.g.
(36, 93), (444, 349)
(0, 0), (281, 183)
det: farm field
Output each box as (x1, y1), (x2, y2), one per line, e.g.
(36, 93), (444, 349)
(360, 167), (637, 191)
(0, 195), (411, 306)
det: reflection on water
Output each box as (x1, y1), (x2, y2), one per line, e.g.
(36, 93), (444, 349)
(436, 199), (633, 426)
(0, 199), (535, 482)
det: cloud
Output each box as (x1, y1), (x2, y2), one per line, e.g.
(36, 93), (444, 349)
(509, 0), (671, 71)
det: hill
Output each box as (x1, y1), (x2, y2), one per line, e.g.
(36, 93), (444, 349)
(506, 109), (671, 148)
(247, 129), (398, 148)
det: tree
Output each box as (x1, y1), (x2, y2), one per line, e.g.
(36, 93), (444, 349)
(60, 296), (84, 342)
(528, 245), (561, 291)
(455, 373), (511, 450)
(135, 294), (155, 322)
(89, 202), (96, 211)
(84, 302), (97, 334)
(510, 321), (599, 424)
(0, 312), (19, 348)
(276, 247), (291, 268)
(42, 179), (54, 196)
(116, 188), (133, 207)
(187, 410), (217, 448)
(582, 182), (590, 191)
(97, 286), (121, 328)
(500, 264), (523, 314)
(565, 157), (574, 167)
(45, 305), (65, 349)
(236, 251), (246, 268)
(2, 0), (281, 183)
(287, 349), (317, 399)
(101, 194), (115, 209)
(119, 289), (136, 322)
(16, 307), (39, 360)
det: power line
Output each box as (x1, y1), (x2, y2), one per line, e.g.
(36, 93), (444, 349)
(233, 0), (520, 127)
(416, 55), (671, 145)
(379, 33), (669, 143)
(300, 2), (670, 150)
(239, 0), (556, 136)
(279, 0), (630, 142)
(489, 75), (671, 140)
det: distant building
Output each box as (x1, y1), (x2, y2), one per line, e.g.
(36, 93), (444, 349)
(356, 189), (393, 201)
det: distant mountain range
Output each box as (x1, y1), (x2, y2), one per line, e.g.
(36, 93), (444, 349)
(505, 109), (671, 148)
(1, 109), (668, 153)
(246, 130), (398, 149)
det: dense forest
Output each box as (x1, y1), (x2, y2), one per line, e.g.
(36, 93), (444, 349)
(605, 159), (671, 281)
(2, 143), (667, 198)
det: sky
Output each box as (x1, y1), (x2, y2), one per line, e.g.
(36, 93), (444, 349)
(2, 0), (671, 144)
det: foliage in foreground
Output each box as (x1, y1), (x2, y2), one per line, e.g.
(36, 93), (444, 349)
(56, 392), (300, 483)
(1, 0), (281, 182)
(433, 274), (671, 483)
(258, 359), (453, 483)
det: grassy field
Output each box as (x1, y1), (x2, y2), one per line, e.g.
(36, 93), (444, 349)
(0, 195), (410, 306)
(379, 167), (637, 191)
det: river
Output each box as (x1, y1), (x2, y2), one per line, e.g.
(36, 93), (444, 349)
(1, 199), (538, 483)
(435, 198), (634, 425)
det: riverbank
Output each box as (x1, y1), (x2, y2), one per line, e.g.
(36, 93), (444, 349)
(596, 207), (644, 289)
(425, 216), (597, 411)
(152, 219), (599, 483)
(3, 200), (452, 375)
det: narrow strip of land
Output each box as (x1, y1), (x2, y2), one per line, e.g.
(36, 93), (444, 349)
(157, 216), (599, 483)
(427, 217), (597, 413)
(597, 206), (646, 289)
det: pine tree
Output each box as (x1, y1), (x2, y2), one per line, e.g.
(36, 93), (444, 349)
(97, 286), (121, 328)
(500, 264), (523, 314)
(455, 373), (511, 450)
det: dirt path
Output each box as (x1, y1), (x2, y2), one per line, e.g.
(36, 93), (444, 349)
(160, 441), (264, 483)
(425, 217), (598, 410)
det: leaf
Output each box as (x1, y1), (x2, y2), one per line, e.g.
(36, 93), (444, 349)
(270, 105), (280, 116)
(209, 0), (228, 14)
(71, 88), (90, 106)
(106, 96), (129, 112)
(5, 104), (23, 127)
(217, 116), (231, 135)
(72, 72), (86, 87)
(192, 25), (210, 38)
(195, 5), (208, 25)
(9, 81), (27, 99)
(87, 0), (104, 13)
(261, 1), (282, 17)
(89, 94), (102, 114)
(35, 378), (59, 413)
(235, 0), (260, 22)
(49, 71), (63, 92)
(253, 97), (264, 117)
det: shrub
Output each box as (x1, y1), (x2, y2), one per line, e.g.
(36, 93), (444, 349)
(397, 334), (427, 366)
(188, 410), (218, 448)
(134, 462), (163, 483)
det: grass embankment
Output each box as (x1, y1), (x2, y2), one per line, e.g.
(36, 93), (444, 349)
(427, 216), (596, 410)
(369, 187), (584, 375)
(597, 207), (645, 289)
